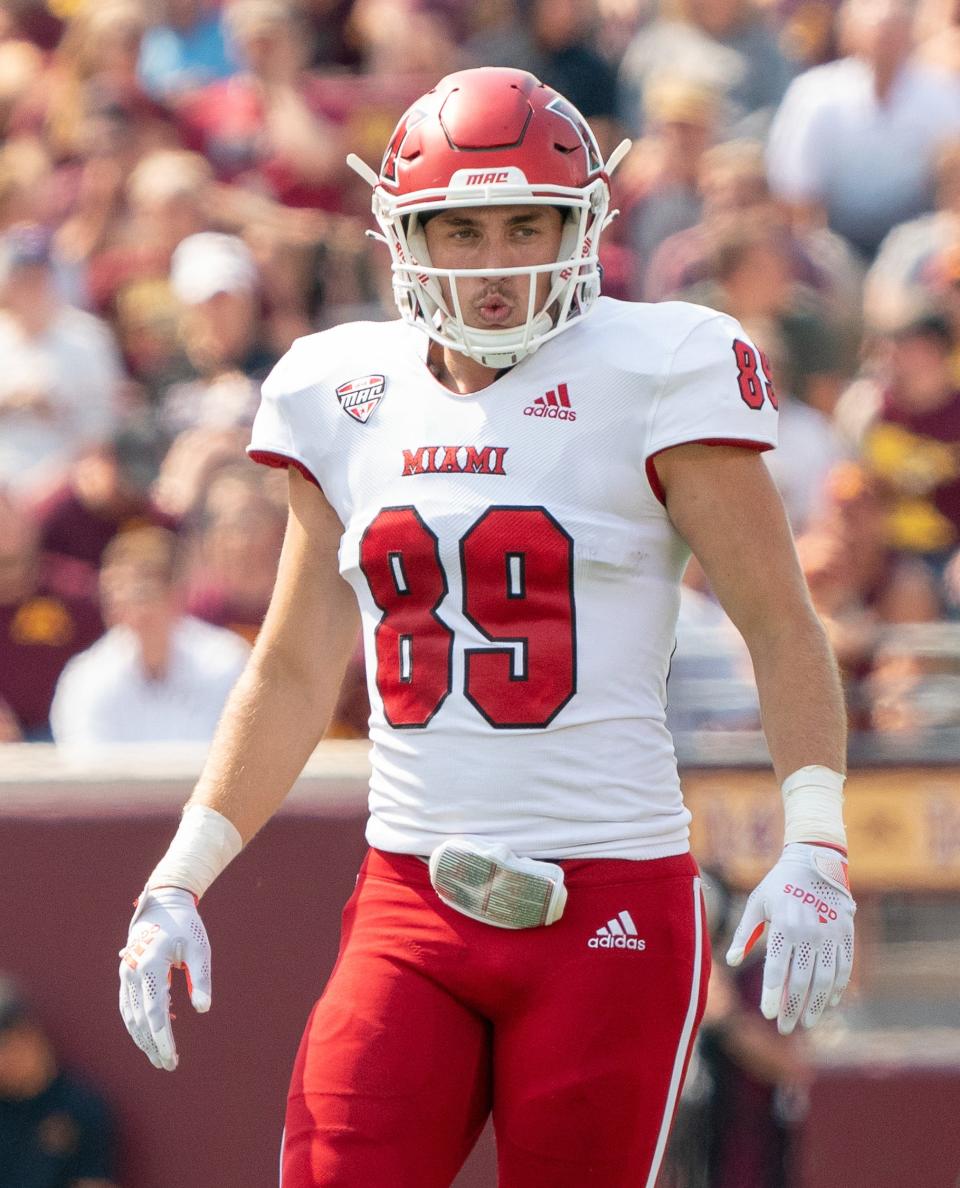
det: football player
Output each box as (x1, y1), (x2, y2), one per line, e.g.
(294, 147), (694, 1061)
(119, 68), (854, 1188)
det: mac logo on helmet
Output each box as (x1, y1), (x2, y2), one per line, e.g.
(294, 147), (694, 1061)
(449, 168), (529, 188)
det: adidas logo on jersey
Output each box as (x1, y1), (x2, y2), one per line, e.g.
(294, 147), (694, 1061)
(588, 910), (646, 950)
(524, 383), (576, 421)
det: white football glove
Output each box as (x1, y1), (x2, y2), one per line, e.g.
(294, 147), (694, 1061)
(726, 842), (855, 1035)
(118, 887), (212, 1071)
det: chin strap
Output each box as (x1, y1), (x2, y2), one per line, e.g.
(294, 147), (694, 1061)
(442, 310), (555, 370)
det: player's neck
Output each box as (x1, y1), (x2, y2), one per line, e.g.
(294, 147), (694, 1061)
(427, 340), (501, 395)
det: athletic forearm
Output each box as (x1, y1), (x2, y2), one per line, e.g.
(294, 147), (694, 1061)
(747, 612), (847, 783)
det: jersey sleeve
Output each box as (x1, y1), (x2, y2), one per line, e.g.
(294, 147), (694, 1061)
(645, 312), (779, 504)
(247, 337), (326, 489)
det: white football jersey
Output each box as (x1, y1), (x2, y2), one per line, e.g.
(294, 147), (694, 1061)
(248, 297), (778, 859)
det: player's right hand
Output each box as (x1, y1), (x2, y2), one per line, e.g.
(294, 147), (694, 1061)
(118, 887), (212, 1071)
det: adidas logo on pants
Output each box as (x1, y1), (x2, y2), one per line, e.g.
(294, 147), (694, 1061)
(588, 910), (646, 950)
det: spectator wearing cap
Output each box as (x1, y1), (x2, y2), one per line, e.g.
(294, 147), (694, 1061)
(0, 224), (124, 499)
(29, 424), (177, 574)
(0, 975), (119, 1188)
(138, 0), (237, 104)
(609, 75), (719, 294)
(835, 311), (960, 603)
(50, 526), (249, 747)
(175, 0), (346, 210)
(768, 0), (960, 260)
(89, 146), (349, 367)
(0, 489), (103, 743)
(160, 231), (275, 435)
(618, 0), (794, 141)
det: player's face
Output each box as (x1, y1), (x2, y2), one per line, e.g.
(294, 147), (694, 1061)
(423, 205), (566, 331)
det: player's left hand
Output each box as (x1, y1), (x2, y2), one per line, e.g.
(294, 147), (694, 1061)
(725, 842), (855, 1035)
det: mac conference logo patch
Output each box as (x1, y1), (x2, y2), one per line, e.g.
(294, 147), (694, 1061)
(336, 374), (386, 424)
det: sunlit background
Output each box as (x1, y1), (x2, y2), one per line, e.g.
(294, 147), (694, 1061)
(1, 1), (959, 1186)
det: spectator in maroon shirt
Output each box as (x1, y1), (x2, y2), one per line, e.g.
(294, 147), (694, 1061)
(0, 489), (102, 740)
(29, 423), (176, 574)
(836, 310), (960, 603)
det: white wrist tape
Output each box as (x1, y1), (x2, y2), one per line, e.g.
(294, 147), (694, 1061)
(781, 765), (847, 850)
(146, 805), (243, 899)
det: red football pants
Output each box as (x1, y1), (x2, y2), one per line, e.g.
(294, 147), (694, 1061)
(282, 848), (710, 1188)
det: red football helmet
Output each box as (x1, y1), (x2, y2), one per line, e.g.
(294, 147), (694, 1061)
(348, 68), (630, 368)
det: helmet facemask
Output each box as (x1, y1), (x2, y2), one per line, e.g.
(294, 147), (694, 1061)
(375, 179), (611, 370)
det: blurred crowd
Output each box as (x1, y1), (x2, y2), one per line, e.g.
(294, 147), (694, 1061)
(0, 974), (118, 1188)
(2, 0), (960, 748)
